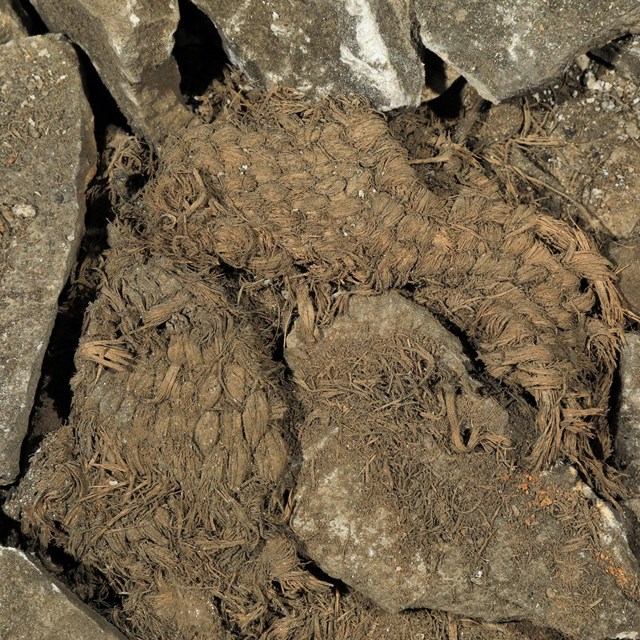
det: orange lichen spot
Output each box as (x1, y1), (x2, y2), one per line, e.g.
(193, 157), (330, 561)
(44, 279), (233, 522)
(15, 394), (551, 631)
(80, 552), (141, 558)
(597, 552), (640, 602)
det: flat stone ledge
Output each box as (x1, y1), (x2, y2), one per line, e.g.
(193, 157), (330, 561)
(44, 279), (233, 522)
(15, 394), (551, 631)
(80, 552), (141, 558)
(0, 546), (126, 640)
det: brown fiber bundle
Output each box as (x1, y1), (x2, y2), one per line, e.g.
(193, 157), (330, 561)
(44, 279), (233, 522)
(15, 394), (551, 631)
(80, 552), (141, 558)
(145, 84), (624, 496)
(10, 219), (447, 638)
(9, 79), (625, 639)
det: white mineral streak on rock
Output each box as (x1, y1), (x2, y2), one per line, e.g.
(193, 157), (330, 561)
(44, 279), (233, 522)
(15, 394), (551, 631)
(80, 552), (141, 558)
(340, 0), (409, 109)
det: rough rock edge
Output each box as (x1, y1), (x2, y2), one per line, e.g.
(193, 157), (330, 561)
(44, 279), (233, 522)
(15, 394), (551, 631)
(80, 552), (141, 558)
(0, 0), (30, 44)
(30, 0), (192, 143)
(0, 546), (126, 639)
(418, 4), (640, 103)
(0, 34), (96, 484)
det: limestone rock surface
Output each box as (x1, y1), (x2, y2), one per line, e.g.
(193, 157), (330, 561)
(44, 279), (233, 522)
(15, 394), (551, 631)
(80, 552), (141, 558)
(191, 0), (425, 110)
(0, 546), (126, 640)
(31, 0), (191, 142)
(194, 0), (640, 107)
(29, 0), (640, 119)
(415, 0), (640, 102)
(0, 34), (96, 484)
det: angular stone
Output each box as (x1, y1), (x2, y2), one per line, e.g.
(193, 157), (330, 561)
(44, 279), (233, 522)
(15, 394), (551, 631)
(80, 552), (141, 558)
(415, 0), (640, 102)
(615, 333), (640, 491)
(609, 242), (640, 315)
(192, 0), (425, 110)
(0, 0), (30, 44)
(0, 34), (96, 484)
(0, 546), (126, 639)
(31, 0), (191, 142)
(288, 293), (640, 639)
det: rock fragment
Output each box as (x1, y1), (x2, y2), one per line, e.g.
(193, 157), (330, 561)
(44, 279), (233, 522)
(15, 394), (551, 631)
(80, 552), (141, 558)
(30, 0), (191, 142)
(615, 333), (640, 491)
(0, 34), (96, 484)
(415, 0), (640, 102)
(288, 292), (640, 640)
(0, 546), (126, 639)
(609, 241), (640, 315)
(0, 0), (30, 44)
(191, 0), (425, 110)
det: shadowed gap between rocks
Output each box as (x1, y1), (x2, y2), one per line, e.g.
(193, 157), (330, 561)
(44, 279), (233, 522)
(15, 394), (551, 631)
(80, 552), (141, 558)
(421, 48), (450, 95)
(10, 0), (46, 35)
(75, 47), (130, 138)
(410, 20), (466, 120)
(173, 0), (229, 100)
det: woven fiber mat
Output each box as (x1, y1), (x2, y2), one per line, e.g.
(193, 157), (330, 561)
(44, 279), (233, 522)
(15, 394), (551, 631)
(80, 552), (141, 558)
(9, 79), (628, 639)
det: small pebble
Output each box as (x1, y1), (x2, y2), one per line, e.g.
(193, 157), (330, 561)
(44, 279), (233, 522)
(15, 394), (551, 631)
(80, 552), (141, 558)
(576, 54), (590, 71)
(626, 122), (639, 139)
(12, 203), (37, 218)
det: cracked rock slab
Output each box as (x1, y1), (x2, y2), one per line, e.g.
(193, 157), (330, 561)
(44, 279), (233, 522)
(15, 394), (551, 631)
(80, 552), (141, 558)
(416, 0), (640, 102)
(192, 0), (425, 110)
(0, 546), (126, 640)
(0, 34), (96, 484)
(31, 0), (191, 143)
(287, 292), (640, 640)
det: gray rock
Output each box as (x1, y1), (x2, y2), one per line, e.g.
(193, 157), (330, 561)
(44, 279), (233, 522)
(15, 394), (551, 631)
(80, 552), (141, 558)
(615, 34), (640, 81)
(0, 546), (126, 639)
(191, 0), (425, 110)
(609, 242), (640, 315)
(0, 0), (30, 44)
(615, 333), (640, 491)
(0, 34), (96, 484)
(591, 34), (640, 82)
(288, 293), (640, 640)
(415, 0), (640, 102)
(186, 0), (639, 108)
(30, 0), (639, 119)
(31, 0), (191, 142)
